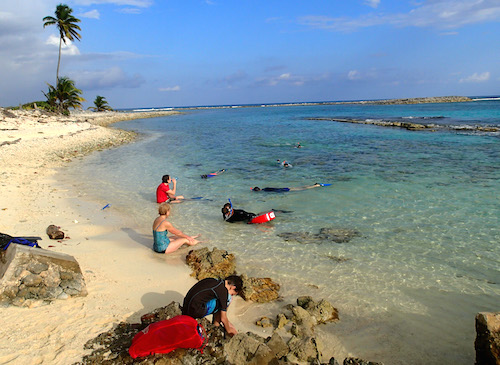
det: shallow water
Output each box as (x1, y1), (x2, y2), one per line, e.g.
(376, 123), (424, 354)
(61, 101), (500, 364)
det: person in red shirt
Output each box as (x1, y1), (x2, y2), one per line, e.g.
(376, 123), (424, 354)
(156, 175), (184, 203)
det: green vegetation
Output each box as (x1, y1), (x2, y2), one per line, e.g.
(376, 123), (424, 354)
(43, 4), (81, 84)
(43, 77), (85, 115)
(88, 95), (113, 112)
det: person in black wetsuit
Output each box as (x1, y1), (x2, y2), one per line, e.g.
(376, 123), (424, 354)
(252, 183), (321, 192)
(221, 203), (256, 223)
(182, 276), (243, 335)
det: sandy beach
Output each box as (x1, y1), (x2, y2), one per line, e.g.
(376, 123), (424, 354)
(0, 109), (260, 364)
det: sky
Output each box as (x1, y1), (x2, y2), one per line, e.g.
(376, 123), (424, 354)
(1, 0), (500, 109)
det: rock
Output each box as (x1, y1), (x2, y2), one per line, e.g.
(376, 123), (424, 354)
(278, 227), (361, 244)
(140, 301), (182, 325)
(287, 335), (322, 363)
(276, 313), (289, 329)
(256, 316), (274, 328)
(266, 332), (289, 359)
(46, 225), (65, 240)
(240, 274), (280, 303)
(0, 244), (87, 307)
(475, 311), (500, 365)
(185, 247), (236, 280)
(225, 333), (274, 365)
(343, 357), (384, 365)
(296, 296), (339, 324)
(291, 306), (316, 336)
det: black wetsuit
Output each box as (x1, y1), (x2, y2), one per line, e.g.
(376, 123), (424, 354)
(223, 209), (256, 223)
(182, 278), (229, 318)
(260, 187), (290, 192)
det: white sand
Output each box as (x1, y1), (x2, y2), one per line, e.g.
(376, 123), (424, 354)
(0, 109), (223, 364)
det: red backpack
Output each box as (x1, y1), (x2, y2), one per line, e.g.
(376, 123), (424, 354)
(129, 315), (206, 359)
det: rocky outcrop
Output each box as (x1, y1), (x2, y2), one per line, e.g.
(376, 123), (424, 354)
(77, 299), (376, 365)
(278, 227), (361, 244)
(475, 311), (500, 365)
(185, 247), (236, 280)
(240, 274), (281, 303)
(0, 244), (87, 307)
(185, 247), (281, 303)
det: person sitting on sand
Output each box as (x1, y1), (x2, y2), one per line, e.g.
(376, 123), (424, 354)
(152, 202), (200, 253)
(156, 174), (184, 203)
(182, 275), (243, 336)
(252, 183), (322, 192)
(221, 202), (256, 223)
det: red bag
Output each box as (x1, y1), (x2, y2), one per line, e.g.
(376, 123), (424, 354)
(129, 315), (206, 359)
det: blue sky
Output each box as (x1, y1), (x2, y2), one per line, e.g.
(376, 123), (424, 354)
(1, 0), (499, 109)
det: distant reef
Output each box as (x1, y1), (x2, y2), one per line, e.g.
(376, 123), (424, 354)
(180, 96), (473, 110)
(344, 95), (472, 105)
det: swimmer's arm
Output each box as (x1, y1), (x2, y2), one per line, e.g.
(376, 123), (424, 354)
(220, 310), (237, 335)
(164, 221), (190, 239)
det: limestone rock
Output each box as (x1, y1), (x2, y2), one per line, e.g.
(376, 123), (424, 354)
(0, 244), (86, 307)
(185, 247), (236, 280)
(240, 274), (280, 303)
(297, 296), (339, 324)
(287, 335), (322, 363)
(343, 357), (384, 365)
(46, 225), (65, 239)
(475, 311), (500, 365)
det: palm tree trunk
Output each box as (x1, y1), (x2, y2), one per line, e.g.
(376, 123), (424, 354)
(56, 37), (62, 83)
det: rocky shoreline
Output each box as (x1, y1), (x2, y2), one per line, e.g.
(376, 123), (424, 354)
(306, 117), (500, 133)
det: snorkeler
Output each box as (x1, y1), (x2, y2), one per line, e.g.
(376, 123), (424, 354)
(252, 183), (323, 192)
(221, 202), (257, 223)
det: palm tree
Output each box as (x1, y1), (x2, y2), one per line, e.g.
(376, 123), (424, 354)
(43, 4), (81, 83)
(88, 95), (113, 112)
(44, 76), (85, 114)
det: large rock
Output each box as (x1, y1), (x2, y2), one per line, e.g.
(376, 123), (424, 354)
(0, 244), (87, 307)
(240, 274), (280, 303)
(297, 296), (339, 324)
(185, 247), (236, 280)
(475, 311), (500, 365)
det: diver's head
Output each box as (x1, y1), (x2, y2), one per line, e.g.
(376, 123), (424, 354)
(252, 187), (261, 191)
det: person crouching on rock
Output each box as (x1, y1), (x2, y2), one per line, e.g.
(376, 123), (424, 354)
(152, 202), (200, 254)
(182, 276), (243, 336)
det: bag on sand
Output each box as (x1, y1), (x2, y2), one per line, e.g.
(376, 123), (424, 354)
(128, 315), (206, 359)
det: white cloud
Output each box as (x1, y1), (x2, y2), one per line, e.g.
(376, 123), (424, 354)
(80, 9), (100, 19)
(364, 0), (380, 9)
(459, 72), (490, 83)
(46, 35), (80, 56)
(70, 66), (145, 89)
(348, 70), (361, 80)
(159, 86), (181, 92)
(298, 0), (500, 31)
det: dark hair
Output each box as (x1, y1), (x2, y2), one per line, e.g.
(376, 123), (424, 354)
(225, 275), (243, 294)
(252, 187), (261, 191)
(162, 175), (170, 183)
(221, 203), (231, 215)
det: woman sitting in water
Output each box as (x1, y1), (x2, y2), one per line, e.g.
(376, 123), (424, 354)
(152, 202), (200, 253)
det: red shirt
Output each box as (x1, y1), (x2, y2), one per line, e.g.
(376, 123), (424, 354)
(156, 183), (170, 203)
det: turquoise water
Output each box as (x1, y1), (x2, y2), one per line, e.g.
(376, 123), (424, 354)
(63, 101), (499, 364)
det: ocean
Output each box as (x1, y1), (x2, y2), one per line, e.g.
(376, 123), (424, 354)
(61, 100), (500, 364)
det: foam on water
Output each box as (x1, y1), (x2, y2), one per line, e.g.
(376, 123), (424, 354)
(59, 102), (500, 364)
